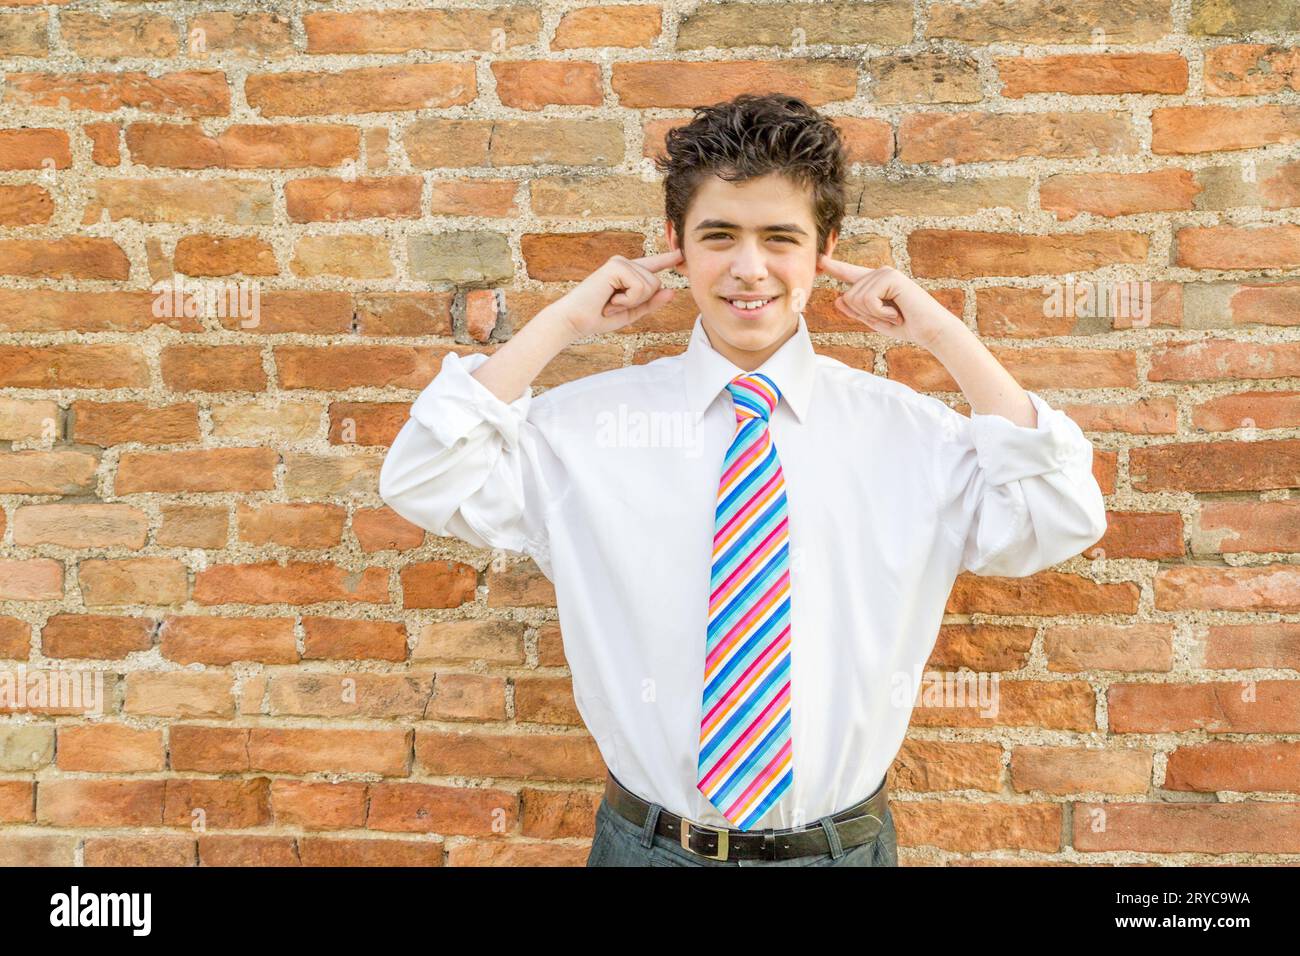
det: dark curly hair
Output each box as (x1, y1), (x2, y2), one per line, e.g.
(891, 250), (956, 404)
(653, 93), (850, 257)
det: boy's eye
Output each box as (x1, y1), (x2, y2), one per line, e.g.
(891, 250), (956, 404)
(702, 233), (795, 243)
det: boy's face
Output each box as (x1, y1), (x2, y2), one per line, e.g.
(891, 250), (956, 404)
(667, 172), (837, 372)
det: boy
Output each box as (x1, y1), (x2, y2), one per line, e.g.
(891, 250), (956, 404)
(379, 93), (1108, 867)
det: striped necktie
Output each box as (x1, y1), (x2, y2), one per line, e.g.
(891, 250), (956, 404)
(695, 371), (794, 831)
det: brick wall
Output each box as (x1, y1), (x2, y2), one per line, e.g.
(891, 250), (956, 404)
(1, 0), (1298, 865)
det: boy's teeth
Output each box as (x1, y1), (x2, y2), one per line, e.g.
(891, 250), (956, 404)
(729, 298), (770, 309)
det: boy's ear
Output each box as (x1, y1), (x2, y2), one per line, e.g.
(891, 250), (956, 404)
(665, 221), (686, 274)
(816, 229), (839, 273)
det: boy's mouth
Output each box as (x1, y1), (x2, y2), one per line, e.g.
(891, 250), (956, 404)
(719, 294), (780, 319)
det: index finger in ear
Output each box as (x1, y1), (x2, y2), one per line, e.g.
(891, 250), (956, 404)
(634, 248), (685, 272)
(817, 253), (870, 285)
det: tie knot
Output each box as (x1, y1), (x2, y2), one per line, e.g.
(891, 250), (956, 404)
(726, 372), (780, 424)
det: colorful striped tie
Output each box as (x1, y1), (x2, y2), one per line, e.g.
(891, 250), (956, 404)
(696, 371), (794, 831)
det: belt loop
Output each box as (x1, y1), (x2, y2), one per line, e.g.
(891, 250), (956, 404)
(762, 828), (775, 861)
(640, 802), (662, 849)
(818, 814), (845, 859)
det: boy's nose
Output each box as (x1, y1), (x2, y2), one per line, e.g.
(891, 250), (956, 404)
(730, 250), (768, 282)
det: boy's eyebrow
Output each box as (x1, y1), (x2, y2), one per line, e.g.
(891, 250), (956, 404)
(693, 219), (809, 236)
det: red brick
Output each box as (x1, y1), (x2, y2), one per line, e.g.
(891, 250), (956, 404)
(0, 128), (71, 170)
(4, 70), (229, 115)
(284, 176), (421, 222)
(245, 64), (475, 116)
(302, 8), (542, 54)
(997, 53), (1186, 97)
(492, 61), (602, 109)
(126, 122), (359, 168)
(0, 238), (129, 279)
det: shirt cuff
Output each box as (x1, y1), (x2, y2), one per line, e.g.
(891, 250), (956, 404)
(969, 390), (1090, 486)
(409, 350), (533, 450)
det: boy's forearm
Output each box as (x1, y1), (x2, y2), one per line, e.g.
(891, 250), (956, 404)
(924, 313), (1037, 428)
(469, 305), (579, 405)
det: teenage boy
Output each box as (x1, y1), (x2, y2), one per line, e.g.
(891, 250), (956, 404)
(380, 93), (1108, 867)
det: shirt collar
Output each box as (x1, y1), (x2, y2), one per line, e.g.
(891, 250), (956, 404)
(683, 310), (816, 423)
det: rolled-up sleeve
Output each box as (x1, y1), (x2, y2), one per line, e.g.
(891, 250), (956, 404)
(933, 390), (1107, 577)
(378, 350), (561, 576)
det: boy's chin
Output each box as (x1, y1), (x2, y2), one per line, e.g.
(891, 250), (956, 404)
(716, 303), (791, 331)
(703, 307), (796, 351)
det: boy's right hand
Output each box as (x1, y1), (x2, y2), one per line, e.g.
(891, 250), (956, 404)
(549, 248), (684, 339)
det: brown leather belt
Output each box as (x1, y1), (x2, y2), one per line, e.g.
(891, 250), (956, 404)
(603, 771), (888, 861)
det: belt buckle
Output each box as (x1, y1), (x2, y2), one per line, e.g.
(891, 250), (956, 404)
(680, 817), (729, 860)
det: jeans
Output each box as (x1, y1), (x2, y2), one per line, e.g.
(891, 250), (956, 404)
(585, 793), (899, 867)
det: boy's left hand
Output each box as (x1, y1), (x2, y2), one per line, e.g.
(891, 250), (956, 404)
(817, 254), (961, 351)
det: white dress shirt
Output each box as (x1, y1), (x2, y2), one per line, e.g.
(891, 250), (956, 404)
(379, 311), (1108, 830)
